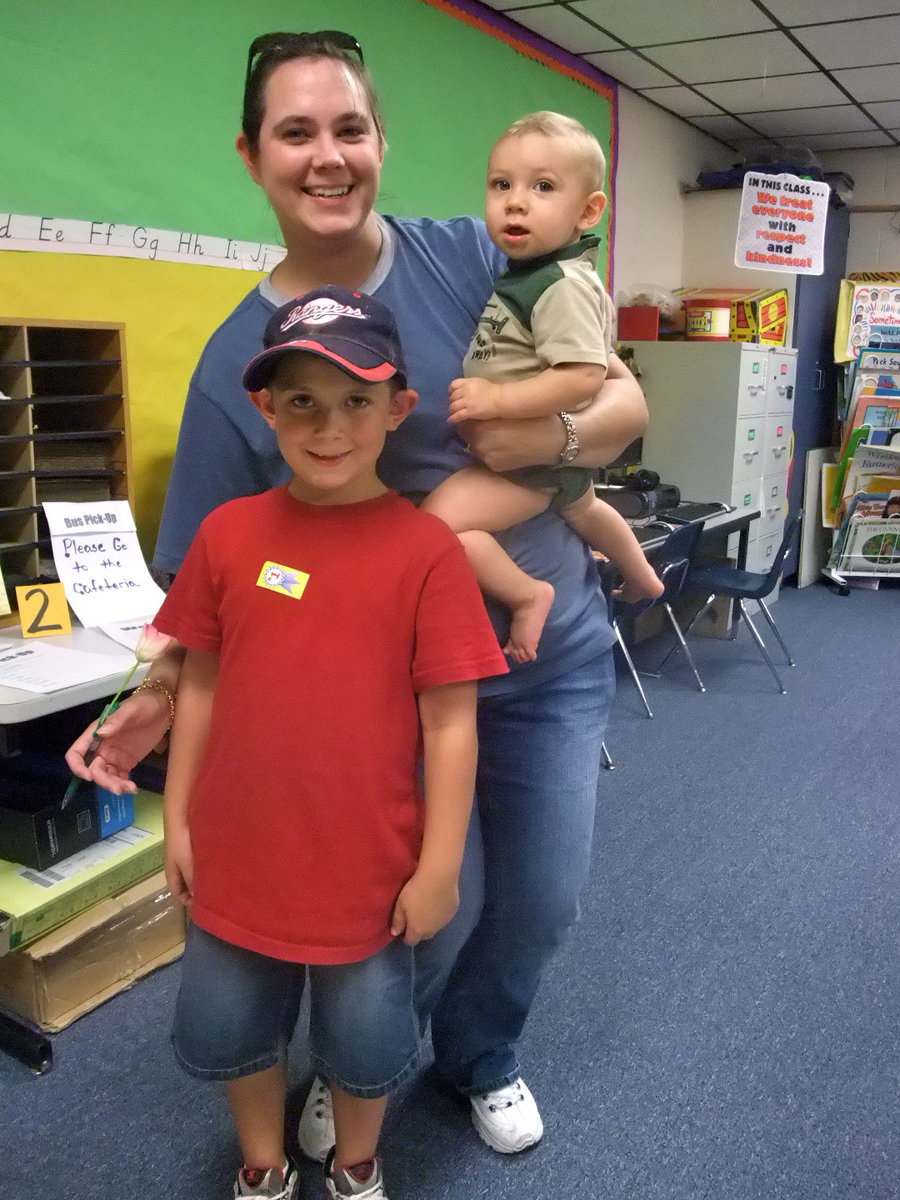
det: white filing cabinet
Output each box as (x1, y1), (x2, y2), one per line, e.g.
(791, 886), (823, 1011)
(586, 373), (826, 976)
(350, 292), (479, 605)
(629, 341), (797, 579)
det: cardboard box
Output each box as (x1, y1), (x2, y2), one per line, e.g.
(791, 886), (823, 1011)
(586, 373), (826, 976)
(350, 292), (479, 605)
(676, 286), (789, 346)
(0, 870), (184, 1031)
(0, 791), (164, 954)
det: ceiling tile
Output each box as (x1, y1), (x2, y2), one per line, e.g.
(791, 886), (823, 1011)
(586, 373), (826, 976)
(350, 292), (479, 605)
(635, 86), (724, 118)
(647, 31), (813, 84)
(698, 73), (848, 112)
(758, 130), (896, 151)
(500, 4), (619, 53)
(832, 64), (900, 103)
(479, 0), (900, 156)
(772, 0), (900, 22)
(748, 105), (877, 137)
(793, 17), (900, 69)
(864, 99), (900, 126)
(581, 50), (677, 89)
(687, 113), (761, 139)
(566, 0), (771, 45)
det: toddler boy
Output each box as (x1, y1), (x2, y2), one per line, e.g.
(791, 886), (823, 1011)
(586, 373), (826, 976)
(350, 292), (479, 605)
(424, 111), (662, 662)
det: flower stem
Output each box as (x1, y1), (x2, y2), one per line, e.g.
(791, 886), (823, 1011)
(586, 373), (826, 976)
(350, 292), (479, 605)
(60, 662), (140, 807)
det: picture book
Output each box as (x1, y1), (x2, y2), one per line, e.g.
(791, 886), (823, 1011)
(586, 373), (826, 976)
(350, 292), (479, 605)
(827, 491), (900, 577)
(836, 282), (900, 361)
(831, 439), (900, 522)
(845, 388), (900, 450)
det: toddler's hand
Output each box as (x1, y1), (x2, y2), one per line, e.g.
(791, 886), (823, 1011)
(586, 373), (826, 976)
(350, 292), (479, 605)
(448, 377), (503, 423)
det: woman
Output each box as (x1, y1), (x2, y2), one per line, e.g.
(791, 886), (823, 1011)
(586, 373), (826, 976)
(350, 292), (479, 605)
(68, 31), (647, 1169)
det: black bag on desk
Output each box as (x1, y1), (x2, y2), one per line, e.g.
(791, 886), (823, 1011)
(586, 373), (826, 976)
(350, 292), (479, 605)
(595, 483), (680, 519)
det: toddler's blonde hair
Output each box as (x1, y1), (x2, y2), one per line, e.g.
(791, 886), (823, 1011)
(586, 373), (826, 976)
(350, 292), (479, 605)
(498, 111), (607, 192)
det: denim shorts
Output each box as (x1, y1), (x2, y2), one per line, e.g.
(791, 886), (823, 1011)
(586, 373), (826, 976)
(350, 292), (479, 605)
(171, 923), (421, 1098)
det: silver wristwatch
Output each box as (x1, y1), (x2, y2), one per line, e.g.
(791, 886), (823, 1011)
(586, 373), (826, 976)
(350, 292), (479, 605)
(557, 411), (579, 464)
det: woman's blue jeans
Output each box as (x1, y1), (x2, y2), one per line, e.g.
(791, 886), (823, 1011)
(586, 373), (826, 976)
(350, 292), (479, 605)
(428, 648), (616, 1096)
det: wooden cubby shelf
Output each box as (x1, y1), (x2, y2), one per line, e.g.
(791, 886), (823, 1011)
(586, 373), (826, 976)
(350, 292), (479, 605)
(0, 319), (132, 625)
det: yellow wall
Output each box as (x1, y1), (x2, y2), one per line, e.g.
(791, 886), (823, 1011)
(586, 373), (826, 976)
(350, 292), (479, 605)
(2, 251), (264, 555)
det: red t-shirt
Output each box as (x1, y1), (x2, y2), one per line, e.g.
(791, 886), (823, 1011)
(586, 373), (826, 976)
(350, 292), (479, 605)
(154, 486), (507, 964)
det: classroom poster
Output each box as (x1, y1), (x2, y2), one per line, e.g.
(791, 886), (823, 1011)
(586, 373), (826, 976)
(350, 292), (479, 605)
(843, 284), (900, 359)
(734, 172), (830, 275)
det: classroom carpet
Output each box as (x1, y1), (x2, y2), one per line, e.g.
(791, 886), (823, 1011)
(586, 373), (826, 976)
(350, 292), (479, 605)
(1, 578), (897, 1200)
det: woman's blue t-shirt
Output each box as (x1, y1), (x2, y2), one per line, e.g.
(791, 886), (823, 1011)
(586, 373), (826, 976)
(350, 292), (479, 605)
(153, 215), (614, 693)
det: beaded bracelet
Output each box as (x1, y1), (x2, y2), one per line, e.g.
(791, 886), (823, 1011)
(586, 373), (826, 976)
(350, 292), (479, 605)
(133, 678), (176, 731)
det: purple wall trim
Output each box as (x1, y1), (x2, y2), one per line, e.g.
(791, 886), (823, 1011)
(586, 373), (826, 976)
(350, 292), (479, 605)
(441, 0), (618, 96)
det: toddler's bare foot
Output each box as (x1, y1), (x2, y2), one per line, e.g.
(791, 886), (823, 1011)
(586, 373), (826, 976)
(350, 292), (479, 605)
(503, 581), (555, 663)
(614, 571), (665, 605)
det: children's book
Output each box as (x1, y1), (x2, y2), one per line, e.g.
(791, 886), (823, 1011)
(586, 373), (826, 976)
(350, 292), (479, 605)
(827, 491), (900, 577)
(831, 438), (900, 523)
(841, 350), (900, 446)
(844, 388), (900, 449)
(842, 443), (900, 501)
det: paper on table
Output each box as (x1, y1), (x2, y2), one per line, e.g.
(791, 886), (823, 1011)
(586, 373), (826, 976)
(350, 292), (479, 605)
(43, 501), (165, 627)
(0, 637), (132, 693)
(99, 617), (157, 653)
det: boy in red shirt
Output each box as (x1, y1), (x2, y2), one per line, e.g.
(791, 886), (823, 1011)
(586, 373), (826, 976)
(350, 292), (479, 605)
(154, 286), (507, 1200)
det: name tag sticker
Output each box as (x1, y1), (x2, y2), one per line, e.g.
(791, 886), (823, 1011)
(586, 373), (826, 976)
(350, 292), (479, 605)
(256, 561), (310, 600)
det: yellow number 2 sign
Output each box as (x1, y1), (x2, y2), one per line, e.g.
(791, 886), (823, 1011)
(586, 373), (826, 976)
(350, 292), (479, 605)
(15, 583), (72, 639)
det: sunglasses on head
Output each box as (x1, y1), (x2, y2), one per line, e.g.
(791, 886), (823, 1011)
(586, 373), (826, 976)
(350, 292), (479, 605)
(245, 30), (364, 89)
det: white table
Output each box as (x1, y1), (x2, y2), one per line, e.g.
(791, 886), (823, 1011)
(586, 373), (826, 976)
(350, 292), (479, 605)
(0, 625), (142, 726)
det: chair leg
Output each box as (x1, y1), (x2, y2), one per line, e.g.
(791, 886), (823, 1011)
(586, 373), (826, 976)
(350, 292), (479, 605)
(600, 741), (615, 770)
(661, 602), (706, 693)
(654, 592), (716, 674)
(613, 619), (654, 718)
(737, 599), (786, 694)
(757, 598), (795, 666)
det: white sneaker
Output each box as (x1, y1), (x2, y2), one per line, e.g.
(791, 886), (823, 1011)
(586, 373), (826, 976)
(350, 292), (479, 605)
(297, 1075), (335, 1163)
(234, 1163), (299, 1198)
(470, 1077), (544, 1153)
(324, 1149), (389, 1199)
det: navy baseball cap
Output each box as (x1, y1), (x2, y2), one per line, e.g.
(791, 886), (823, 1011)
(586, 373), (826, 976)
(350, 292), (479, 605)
(242, 285), (407, 392)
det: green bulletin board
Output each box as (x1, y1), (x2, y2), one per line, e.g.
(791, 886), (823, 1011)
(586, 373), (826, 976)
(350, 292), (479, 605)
(1, 0), (615, 256)
(0, 0), (615, 548)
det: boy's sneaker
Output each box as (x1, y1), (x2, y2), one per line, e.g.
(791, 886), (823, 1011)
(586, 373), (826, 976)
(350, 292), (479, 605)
(324, 1148), (389, 1199)
(297, 1075), (335, 1162)
(234, 1163), (299, 1199)
(470, 1077), (544, 1153)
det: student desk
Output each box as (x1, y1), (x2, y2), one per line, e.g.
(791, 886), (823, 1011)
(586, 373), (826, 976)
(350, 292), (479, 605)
(597, 504), (762, 637)
(628, 505), (761, 563)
